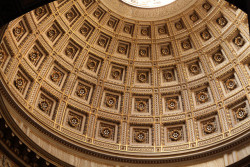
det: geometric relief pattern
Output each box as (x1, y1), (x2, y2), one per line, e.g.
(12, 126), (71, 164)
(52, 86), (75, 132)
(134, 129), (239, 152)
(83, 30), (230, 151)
(109, 64), (125, 82)
(211, 49), (225, 66)
(48, 66), (66, 87)
(84, 54), (102, 74)
(123, 22), (134, 36)
(197, 115), (220, 138)
(163, 94), (182, 113)
(162, 67), (177, 83)
(135, 68), (151, 84)
(194, 87), (212, 106)
(117, 41), (130, 57)
(221, 73), (239, 94)
(97, 33), (112, 51)
(96, 121), (117, 142)
(46, 22), (64, 43)
(64, 39), (81, 60)
(12, 20), (27, 42)
(13, 70), (29, 95)
(101, 91), (121, 112)
(165, 124), (186, 143)
(65, 110), (85, 132)
(79, 20), (95, 40)
(93, 6), (106, 21)
(107, 16), (119, 30)
(187, 60), (202, 76)
(37, 92), (55, 117)
(27, 45), (45, 67)
(132, 95), (151, 115)
(130, 126), (151, 145)
(229, 99), (249, 125)
(33, 5), (50, 21)
(160, 43), (172, 56)
(64, 5), (80, 25)
(138, 45), (151, 58)
(74, 81), (92, 103)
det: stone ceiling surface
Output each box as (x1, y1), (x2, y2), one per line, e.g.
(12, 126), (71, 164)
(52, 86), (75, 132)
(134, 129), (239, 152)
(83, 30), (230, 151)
(0, 0), (249, 163)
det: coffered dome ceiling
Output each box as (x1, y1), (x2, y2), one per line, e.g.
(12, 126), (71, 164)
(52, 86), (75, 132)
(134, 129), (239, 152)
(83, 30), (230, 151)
(0, 0), (249, 164)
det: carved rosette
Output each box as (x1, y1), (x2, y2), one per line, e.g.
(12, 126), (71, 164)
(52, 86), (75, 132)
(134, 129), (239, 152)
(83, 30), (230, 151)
(135, 131), (146, 143)
(170, 130), (182, 141)
(202, 2), (212, 11)
(163, 71), (174, 81)
(105, 96), (116, 108)
(139, 48), (147, 57)
(87, 60), (97, 70)
(200, 30), (211, 40)
(158, 27), (166, 34)
(216, 17), (227, 27)
(124, 26), (131, 33)
(233, 36), (245, 47)
(204, 122), (216, 134)
(182, 40), (192, 50)
(138, 72), (147, 83)
(225, 78), (237, 90)
(197, 92), (208, 103)
(213, 52), (224, 63)
(14, 78), (25, 90)
(175, 21), (184, 30)
(65, 46), (75, 58)
(107, 20), (114, 27)
(34, 6), (46, 19)
(98, 38), (106, 47)
(101, 127), (112, 138)
(39, 100), (50, 112)
(13, 26), (24, 37)
(167, 99), (178, 110)
(68, 116), (80, 127)
(111, 69), (121, 80)
(29, 51), (40, 62)
(76, 87), (88, 98)
(236, 108), (247, 120)
(161, 47), (170, 56)
(80, 27), (89, 36)
(189, 64), (200, 75)
(190, 13), (199, 22)
(141, 28), (148, 36)
(47, 29), (56, 38)
(118, 46), (126, 54)
(50, 71), (61, 82)
(136, 101), (147, 112)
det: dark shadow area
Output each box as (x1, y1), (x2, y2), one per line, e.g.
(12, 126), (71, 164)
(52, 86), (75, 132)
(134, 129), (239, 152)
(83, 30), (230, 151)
(0, 0), (55, 27)
(227, 155), (250, 167)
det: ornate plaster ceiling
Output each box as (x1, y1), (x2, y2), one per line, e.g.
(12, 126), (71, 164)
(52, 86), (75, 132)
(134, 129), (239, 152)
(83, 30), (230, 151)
(0, 0), (249, 163)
